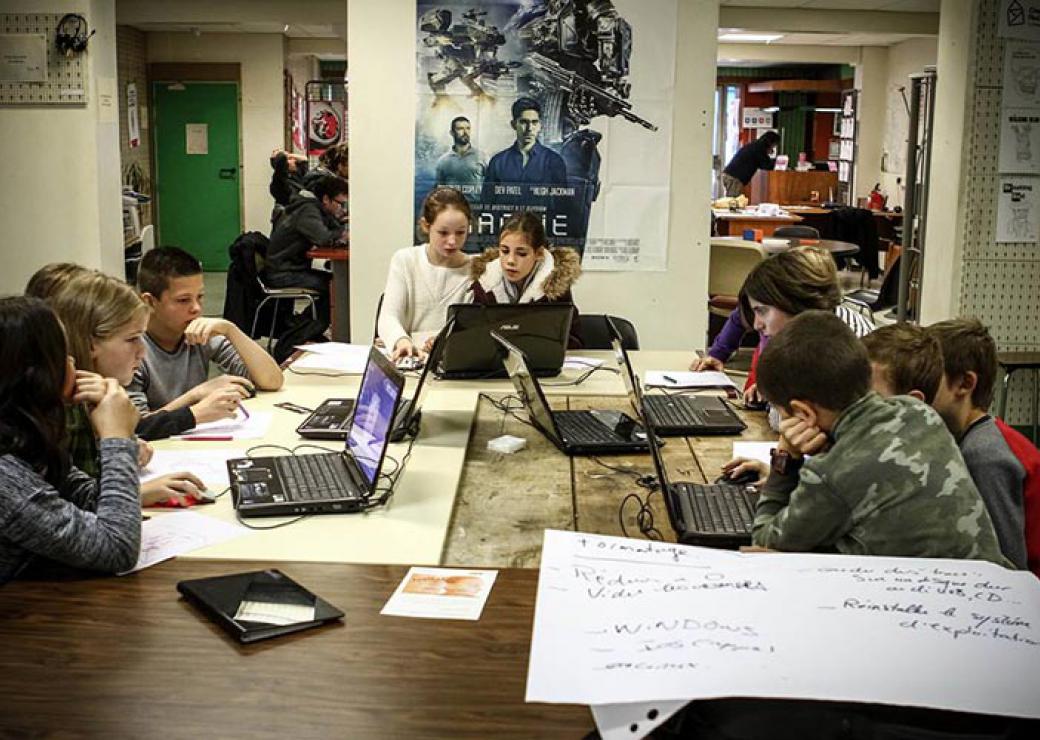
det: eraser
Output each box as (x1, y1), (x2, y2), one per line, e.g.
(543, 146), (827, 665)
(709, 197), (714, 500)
(488, 434), (526, 454)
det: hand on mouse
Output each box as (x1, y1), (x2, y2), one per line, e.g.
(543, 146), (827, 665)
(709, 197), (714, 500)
(141, 472), (208, 508)
(720, 457), (768, 486)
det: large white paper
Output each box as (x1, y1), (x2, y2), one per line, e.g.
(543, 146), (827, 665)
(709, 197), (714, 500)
(996, 176), (1040, 243)
(292, 345), (371, 374)
(644, 370), (737, 390)
(1004, 41), (1040, 108)
(121, 511), (251, 574)
(140, 448), (247, 487)
(732, 441), (777, 466)
(381, 567), (498, 620)
(1000, 108), (1040, 173)
(526, 530), (1040, 719)
(176, 409), (273, 440)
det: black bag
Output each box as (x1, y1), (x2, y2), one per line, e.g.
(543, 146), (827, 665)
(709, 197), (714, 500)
(272, 314), (330, 365)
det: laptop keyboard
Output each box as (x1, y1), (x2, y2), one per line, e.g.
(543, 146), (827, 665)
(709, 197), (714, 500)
(555, 411), (617, 443)
(646, 396), (705, 428)
(673, 483), (756, 535)
(274, 454), (357, 501)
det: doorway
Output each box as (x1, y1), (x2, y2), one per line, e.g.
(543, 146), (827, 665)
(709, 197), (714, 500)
(152, 81), (241, 269)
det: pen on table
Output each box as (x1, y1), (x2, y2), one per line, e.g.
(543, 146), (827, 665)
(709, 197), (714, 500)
(238, 402), (250, 419)
(182, 435), (234, 441)
(662, 374), (678, 384)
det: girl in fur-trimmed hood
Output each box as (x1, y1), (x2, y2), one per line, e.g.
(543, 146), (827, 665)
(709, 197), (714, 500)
(467, 212), (584, 348)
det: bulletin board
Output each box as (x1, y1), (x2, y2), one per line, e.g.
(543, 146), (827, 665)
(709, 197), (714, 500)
(0, 14), (88, 105)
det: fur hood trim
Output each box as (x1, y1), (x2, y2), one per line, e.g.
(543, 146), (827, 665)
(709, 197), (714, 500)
(469, 246), (581, 300)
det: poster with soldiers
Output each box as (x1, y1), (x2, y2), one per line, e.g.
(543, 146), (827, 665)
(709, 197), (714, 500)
(413, 0), (676, 270)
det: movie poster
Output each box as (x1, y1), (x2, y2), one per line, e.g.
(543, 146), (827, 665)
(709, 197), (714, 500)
(414, 0), (676, 270)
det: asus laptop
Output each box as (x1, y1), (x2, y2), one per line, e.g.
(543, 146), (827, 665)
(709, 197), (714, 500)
(296, 322), (451, 442)
(493, 331), (649, 456)
(228, 347), (405, 517)
(607, 320), (745, 437)
(628, 380), (757, 549)
(436, 303), (573, 379)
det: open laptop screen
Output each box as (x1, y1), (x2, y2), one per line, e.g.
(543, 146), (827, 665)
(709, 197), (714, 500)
(500, 338), (561, 443)
(347, 352), (403, 488)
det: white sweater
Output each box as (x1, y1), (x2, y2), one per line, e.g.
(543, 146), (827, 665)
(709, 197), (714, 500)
(377, 244), (472, 348)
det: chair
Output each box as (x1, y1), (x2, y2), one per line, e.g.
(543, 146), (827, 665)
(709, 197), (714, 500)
(708, 238), (766, 317)
(773, 225), (820, 239)
(140, 224), (155, 255)
(996, 352), (1040, 445)
(123, 224), (155, 284)
(252, 270), (319, 352)
(844, 253), (902, 316)
(580, 314), (639, 350)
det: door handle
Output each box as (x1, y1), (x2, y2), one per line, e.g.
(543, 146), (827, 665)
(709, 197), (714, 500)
(218, 168), (237, 180)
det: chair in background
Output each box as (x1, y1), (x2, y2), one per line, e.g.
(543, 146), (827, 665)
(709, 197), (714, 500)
(252, 271), (319, 353)
(140, 224), (155, 255)
(708, 238), (766, 317)
(843, 254), (902, 318)
(123, 224), (156, 284)
(772, 225), (820, 239)
(996, 352), (1040, 445)
(580, 314), (640, 350)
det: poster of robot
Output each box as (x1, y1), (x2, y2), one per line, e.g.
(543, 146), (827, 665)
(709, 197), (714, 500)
(413, 0), (677, 271)
(996, 177), (1040, 243)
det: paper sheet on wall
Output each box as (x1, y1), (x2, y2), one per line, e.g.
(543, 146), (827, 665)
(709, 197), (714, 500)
(996, 176), (1040, 243)
(1004, 41), (1040, 108)
(120, 511), (252, 574)
(1000, 109), (1040, 173)
(526, 529), (1040, 719)
(999, 0), (1040, 41)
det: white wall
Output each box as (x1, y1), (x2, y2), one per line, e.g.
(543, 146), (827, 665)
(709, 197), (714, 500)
(1, 0), (123, 294)
(879, 37), (938, 201)
(146, 32), (284, 236)
(348, 0), (718, 350)
(854, 47), (888, 203)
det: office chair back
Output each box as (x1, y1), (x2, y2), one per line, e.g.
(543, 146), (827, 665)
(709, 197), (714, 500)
(773, 225), (820, 239)
(140, 224), (155, 256)
(581, 314), (639, 350)
(708, 238), (766, 315)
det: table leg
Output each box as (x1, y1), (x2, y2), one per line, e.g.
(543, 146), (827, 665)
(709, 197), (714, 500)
(330, 259), (350, 342)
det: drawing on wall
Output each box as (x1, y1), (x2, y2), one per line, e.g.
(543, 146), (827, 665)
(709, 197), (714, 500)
(1004, 42), (1040, 107)
(999, 109), (1040, 173)
(1000, 0), (1040, 41)
(996, 176), (1040, 243)
(413, 0), (677, 271)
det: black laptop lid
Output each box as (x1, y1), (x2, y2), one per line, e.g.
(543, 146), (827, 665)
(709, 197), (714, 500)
(394, 317), (452, 431)
(438, 303), (573, 377)
(346, 348), (405, 492)
(493, 331), (564, 446)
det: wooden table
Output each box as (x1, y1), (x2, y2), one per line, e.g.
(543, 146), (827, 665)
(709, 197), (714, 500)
(712, 210), (804, 237)
(307, 244), (350, 342)
(712, 235), (860, 258)
(0, 560), (591, 739)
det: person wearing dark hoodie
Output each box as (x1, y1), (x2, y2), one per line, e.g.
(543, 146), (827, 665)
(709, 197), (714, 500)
(265, 175), (348, 324)
(468, 211), (583, 349)
(301, 142), (349, 192)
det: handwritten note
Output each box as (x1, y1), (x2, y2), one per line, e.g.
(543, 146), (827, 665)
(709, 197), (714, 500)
(526, 530), (1040, 719)
(120, 511), (251, 574)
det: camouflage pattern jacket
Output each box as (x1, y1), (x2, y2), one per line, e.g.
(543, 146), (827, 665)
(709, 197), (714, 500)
(753, 393), (1012, 567)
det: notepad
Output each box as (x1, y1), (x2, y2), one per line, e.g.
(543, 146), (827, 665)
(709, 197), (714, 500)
(644, 370), (738, 390)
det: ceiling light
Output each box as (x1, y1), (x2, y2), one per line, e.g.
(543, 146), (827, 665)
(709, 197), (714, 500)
(762, 106), (780, 113)
(814, 107), (841, 113)
(718, 32), (784, 43)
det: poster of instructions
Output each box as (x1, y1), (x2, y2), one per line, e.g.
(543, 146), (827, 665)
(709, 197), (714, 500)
(997, 177), (1040, 243)
(1000, 108), (1040, 174)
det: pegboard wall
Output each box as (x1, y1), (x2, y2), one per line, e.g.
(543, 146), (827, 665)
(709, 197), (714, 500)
(958, 0), (1040, 425)
(0, 13), (88, 105)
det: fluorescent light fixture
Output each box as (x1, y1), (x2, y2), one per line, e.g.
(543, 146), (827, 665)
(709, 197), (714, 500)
(762, 106), (780, 113)
(718, 32), (784, 43)
(814, 107), (842, 113)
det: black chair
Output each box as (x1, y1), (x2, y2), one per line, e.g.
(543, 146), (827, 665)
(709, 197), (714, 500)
(773, 225), (820, 239)
(580, 314), (640, 350)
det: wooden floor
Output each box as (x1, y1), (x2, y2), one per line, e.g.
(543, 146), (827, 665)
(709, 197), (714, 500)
(442, 394), (773, 567)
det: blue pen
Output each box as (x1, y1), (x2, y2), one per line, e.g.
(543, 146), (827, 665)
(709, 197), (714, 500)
(663, 374), (678, 384)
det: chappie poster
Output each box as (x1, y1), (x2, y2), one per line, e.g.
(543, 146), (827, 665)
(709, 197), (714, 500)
(413, 0), (676, 270)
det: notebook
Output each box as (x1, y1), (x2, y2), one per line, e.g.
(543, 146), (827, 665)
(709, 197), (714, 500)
(493, 331), (649, 456)
(608, 320), (746, 437)
(436, 303), (573, 379)
(177, 569), (344, 643)
(228, 347), (404, 517)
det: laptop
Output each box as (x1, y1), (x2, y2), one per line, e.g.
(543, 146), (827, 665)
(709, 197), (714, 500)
(296, 322), (451, 441)
(607, 320), (746, 437)
(436, 303), (573, 379)
(492, 331), (649, 456)
(228, 347), (405, 517)
(628, 378), (757, 549)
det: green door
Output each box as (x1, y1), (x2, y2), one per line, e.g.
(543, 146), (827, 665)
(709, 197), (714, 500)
(153, 82), (241, 269)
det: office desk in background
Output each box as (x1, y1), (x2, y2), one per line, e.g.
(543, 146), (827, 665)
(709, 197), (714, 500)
(307, 244), (350, 342)
(712, 209), (804, 237)
(0, 560), (590, 739)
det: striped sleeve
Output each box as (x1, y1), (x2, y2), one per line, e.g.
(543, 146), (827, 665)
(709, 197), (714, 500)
(835, 303), (875, 338)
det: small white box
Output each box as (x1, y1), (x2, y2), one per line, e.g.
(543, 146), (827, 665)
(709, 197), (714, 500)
(487, 435), (526, 454)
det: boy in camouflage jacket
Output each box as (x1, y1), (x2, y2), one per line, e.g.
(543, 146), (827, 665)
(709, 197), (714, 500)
(751, 311), (1010, 567)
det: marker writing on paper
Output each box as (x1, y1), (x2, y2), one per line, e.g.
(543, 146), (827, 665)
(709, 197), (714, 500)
(662, 375), (678, 384)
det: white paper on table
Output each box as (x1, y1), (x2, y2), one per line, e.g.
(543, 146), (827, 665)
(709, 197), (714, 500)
(120, 511), (252, 574)
(525, 529), (1040, 719)
(292, 346), (370, 374)
(644, 370), (737, 390)
(564, 356), (606, 370)
(176, 410), (272, 440)
(140, 448), (246, 487)
(731, 441), (777, 466)
(591, 700), (688, 740)
(381, 567), (498, 620)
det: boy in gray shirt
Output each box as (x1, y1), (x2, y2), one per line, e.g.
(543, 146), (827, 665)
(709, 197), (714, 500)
(128, 247), (284, 438)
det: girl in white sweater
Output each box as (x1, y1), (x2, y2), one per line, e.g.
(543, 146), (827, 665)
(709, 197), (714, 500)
(378, 187), (473, 360)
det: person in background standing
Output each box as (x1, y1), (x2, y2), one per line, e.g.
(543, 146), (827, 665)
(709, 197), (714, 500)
(721, 130), (780, 198)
